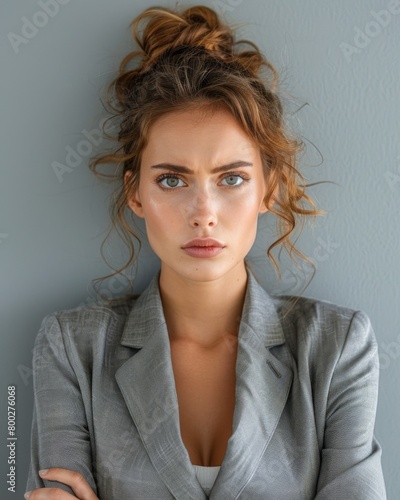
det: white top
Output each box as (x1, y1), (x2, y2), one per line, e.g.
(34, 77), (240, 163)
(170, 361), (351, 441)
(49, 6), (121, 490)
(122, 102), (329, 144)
(192, 465), (221, 495)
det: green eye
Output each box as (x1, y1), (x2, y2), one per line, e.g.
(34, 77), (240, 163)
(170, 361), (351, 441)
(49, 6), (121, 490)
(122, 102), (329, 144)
(158, 176), (184, 188)
(222, 175), (244, 186)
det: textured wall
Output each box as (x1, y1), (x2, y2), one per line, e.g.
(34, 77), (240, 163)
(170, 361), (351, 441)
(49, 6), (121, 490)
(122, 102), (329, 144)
(1, 0), (399, 497)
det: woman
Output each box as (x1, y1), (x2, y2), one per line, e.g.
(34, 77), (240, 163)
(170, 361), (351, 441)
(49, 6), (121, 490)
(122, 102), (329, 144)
(25, 4), (386, 499)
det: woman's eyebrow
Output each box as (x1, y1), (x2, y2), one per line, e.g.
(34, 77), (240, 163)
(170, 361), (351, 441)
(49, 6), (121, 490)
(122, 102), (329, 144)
(150, 161), (253, 174)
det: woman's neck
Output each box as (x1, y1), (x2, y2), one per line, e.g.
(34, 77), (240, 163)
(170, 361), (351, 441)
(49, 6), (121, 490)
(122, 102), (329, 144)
(158, 264), (248, 347)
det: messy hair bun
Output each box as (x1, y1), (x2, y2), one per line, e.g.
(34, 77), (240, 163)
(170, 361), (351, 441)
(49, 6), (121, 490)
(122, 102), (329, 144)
(129, 5), (277, 84)
(89, 4), (324, 301)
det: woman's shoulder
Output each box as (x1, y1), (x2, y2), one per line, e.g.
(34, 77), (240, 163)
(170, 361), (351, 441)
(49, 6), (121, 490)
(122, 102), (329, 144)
(249, 271), (372, 344)
(270, 292), (377, 363)
(46, 296), (136, 325)
(35, 296), (139, 351)
(275, 292), (365, 325)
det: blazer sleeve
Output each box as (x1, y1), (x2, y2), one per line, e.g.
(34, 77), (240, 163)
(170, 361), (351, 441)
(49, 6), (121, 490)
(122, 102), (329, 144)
(26, 313), (98, 496)
(314, 310), (386, 499)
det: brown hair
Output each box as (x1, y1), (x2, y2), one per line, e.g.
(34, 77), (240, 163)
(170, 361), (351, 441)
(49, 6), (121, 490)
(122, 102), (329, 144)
(88, 4), (325, 302)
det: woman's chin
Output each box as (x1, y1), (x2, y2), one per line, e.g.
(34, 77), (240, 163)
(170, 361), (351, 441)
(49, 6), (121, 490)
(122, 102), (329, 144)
(161, 261), (246, 284)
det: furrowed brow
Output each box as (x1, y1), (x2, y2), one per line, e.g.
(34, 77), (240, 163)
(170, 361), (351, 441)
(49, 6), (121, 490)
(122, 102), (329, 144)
(150, 161), (253, 174)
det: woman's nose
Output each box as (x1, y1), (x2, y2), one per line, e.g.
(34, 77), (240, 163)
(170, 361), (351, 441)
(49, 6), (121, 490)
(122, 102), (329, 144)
(187, 190), (218, 228)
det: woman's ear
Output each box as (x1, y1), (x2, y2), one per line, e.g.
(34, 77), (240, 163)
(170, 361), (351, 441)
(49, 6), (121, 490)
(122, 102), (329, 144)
(259, 183), (279, 214)
(124, 171), (144, 218)
(259, 200), (269, 215)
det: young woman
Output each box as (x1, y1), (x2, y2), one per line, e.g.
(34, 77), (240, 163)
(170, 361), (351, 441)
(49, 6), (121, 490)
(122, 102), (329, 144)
(25, 4), (386, 499)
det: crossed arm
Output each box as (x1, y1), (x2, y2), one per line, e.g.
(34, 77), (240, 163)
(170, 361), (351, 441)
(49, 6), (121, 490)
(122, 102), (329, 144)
(25, 468), (98, 499)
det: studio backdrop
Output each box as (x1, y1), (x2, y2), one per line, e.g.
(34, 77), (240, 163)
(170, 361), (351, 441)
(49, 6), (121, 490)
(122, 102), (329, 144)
(1, 0), (399, 497)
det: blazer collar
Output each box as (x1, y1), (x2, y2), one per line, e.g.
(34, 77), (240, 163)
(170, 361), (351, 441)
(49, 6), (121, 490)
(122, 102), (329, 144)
(116, 268), (292, 499)
(120, 267), (286, 350)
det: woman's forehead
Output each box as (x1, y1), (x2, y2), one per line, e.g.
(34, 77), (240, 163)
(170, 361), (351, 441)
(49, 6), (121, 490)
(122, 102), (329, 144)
(145, 109), (257, 151)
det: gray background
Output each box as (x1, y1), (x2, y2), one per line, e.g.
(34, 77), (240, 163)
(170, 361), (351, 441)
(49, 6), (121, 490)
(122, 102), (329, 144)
(1, 0), (399, 497)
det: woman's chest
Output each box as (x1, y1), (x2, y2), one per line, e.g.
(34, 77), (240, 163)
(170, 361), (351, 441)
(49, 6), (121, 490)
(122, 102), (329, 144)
(90, 342), (321, 498)
(169, 338), (239, 466)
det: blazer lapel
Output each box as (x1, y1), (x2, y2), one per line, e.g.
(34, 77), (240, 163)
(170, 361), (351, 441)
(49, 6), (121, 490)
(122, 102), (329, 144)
(115, 272), (207, 499)
(210, 270), (293, 499)
(115, 268), (293, 499)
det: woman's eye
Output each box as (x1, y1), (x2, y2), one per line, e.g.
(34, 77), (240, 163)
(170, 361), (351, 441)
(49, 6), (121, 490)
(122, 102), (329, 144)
(158, 176), (185, 189)
(221, 175), (244, 187)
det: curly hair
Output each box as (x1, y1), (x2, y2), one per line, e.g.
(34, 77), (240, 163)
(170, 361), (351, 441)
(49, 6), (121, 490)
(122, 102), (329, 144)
(88, 4), (325, 302)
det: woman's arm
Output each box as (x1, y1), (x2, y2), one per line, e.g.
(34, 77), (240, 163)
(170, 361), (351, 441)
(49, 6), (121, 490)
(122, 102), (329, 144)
(25, 468), (99, 499)
(315, 310), (386, 499)
(26, 314), (98, 495)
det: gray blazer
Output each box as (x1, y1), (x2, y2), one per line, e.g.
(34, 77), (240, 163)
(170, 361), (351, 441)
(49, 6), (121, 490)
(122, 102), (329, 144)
(26, 268), (386, 499)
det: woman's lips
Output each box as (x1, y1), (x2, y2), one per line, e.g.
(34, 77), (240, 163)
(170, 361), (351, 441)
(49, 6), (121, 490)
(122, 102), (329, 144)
(181, 246), (225, 258)
(181, 238), (225, 258)
(181, 238), (224, 248)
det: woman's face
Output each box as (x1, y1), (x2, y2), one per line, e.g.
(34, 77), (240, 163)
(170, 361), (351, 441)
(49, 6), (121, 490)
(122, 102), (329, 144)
(126, 106), (271, 283)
